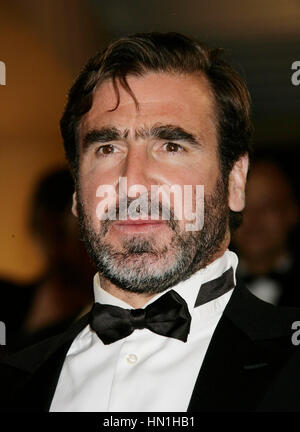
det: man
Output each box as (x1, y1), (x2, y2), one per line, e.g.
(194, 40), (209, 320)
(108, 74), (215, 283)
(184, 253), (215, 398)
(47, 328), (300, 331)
(232, 158), (299, 306)
(0, 32), (299, 412)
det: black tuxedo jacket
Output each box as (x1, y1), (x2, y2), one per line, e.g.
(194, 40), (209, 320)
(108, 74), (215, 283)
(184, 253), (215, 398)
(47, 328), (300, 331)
(1, 284), (300, 412)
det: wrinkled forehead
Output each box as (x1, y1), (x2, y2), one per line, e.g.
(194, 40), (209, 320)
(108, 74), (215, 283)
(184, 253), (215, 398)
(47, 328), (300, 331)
(79, 71), (218, 139)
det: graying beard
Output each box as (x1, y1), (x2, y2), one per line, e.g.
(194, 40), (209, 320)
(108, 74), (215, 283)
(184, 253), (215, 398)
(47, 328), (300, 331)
(77, 178), (228, 294)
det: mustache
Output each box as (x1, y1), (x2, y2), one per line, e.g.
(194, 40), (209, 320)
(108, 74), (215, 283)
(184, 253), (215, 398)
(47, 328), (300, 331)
(100, 196), (178, 233)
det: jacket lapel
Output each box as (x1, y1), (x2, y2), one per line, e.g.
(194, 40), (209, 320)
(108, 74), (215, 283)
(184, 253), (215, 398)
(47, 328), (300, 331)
(2, 312), (91, 412)
(2, 284), (298, 412)
(188, 284), (296, 412)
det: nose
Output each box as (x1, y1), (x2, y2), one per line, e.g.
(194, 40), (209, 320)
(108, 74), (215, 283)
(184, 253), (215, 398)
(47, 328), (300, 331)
(117, 145), (155, 196)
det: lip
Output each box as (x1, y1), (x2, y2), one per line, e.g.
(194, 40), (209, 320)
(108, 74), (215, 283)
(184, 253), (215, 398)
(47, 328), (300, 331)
(113, 219), (166, 233)
(115, 219), (165, 225)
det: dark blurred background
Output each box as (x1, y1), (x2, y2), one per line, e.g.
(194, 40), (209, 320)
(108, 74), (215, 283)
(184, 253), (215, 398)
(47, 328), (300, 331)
(1, 0), (299, 281)
(0, 0), (299, 346)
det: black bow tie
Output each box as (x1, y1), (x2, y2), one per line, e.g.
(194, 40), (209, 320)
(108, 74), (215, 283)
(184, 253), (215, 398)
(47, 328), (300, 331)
(90, 289), (191, 344)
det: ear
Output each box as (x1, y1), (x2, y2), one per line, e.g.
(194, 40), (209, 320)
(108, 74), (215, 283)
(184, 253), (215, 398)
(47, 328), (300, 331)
(228, 154), (249, 212)
(72, 192), (78, 217)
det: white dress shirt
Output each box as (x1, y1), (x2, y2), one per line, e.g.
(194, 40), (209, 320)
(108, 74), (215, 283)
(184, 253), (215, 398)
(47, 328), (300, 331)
(50, 250), (238, 412)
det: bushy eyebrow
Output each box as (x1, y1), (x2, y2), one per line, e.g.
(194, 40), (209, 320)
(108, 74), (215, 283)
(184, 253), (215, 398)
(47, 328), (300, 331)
(81, 124), (201, 152)
(138, 125), (200, 146)
(82, 127), (121, 150)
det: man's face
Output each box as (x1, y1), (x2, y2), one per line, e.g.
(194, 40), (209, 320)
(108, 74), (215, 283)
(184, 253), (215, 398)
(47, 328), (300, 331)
(74, 72), (235, 294)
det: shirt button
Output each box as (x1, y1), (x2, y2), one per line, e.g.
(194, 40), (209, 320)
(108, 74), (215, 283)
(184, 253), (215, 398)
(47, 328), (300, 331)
(126, 354), (138, 364)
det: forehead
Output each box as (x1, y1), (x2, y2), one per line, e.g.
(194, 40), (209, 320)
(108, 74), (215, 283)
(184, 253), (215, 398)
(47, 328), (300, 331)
(80, 72), (218, 141)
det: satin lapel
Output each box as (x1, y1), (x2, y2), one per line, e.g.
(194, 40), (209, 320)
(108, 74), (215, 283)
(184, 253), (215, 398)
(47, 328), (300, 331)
(11, 312), (91, 412)
(187, 314), (270, 411)
(17, 340), (73, 411)
(187, 285), (296, 412)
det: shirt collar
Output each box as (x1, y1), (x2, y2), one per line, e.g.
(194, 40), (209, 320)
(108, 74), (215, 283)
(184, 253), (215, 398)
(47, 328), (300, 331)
(93, 249), (238, 315)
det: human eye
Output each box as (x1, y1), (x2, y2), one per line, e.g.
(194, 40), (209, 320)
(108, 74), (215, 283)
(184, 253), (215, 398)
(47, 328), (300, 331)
(96, 144), (119, 156)
(162, 142), (185, 153)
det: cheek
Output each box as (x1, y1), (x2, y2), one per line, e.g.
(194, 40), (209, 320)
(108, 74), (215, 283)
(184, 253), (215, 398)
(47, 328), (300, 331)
(80, 174), (104, 221)
(79, 159), (119, 207)
(161, 165), (215, 193)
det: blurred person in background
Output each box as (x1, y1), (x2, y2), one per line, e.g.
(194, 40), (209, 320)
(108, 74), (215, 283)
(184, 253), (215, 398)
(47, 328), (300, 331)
(0, 168), (94, 349)
(232, 157), (299, 306)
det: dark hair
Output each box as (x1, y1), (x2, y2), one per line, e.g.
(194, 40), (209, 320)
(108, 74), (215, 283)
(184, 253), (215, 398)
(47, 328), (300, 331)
(60, 32), (253, 230)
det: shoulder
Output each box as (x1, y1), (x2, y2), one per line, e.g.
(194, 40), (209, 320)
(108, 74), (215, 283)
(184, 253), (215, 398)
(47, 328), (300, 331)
(225, 283), (300, 341)
(0, 311), (91, 375)
(0, 312), (91, 411)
